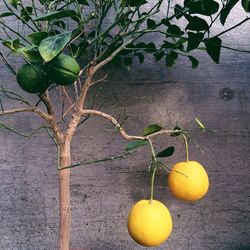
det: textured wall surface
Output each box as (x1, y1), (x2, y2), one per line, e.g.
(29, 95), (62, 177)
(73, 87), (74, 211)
(0, 1), (250, 250)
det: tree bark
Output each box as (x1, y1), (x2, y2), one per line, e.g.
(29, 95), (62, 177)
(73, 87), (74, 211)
(57, 142), (71, 250)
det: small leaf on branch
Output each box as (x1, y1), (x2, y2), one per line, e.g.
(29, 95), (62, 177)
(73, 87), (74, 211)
(123, 0), (147, 7)
(242, 0), (250, 12)
(220, 0), (239, 25)
(143, 124), (163, 136)
(154, 51), (164, 61)
(125, 140), (148, 151)
(0, 12), (14, 18)
(161, 18), (170, 26)
(135, 53), (144, 63)
(77, 0), (89, 5)
(166, 51), (178, 68)
(204, 36), (222, 64)
(39, 32), (72, 62)
(156, 146), (175, 158)
(167, 25), (182, 36)
(186, 16), (209, 31)
(188, 56), (199, 69)
(147, 18), (157, 29)
(187, 32), (204, 51)
(34, 10), (77, 21)
(20, 6), (33, 22)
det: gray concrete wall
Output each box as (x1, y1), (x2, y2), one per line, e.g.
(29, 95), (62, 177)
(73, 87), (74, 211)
(0, 1), (250, 250)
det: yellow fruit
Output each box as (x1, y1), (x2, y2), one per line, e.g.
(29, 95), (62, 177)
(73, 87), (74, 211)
(127, 199), (172, 247)
(168, 161), (209, 201)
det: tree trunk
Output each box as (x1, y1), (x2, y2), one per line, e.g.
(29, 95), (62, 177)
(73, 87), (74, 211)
(57, 142), (71, 250)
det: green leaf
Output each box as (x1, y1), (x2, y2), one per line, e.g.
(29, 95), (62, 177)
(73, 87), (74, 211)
(143, 124), (163, 136)
(123, 0), (147, 7)
(174, 4), (185, 19)
(186, 15), (209, 31)
(123, 57), (133, 66)
(0, 12), (14, 18)
(2, 39), (20, 52)
(160, 18), (170, 26)
(220, 0), (239, 25)
(195, 117), (205, 130)
(147, 18), (157, 29)
(39, 32), (72, 62)
(188, 55), (199, 68)
(125, 140), (148, 151)
(204, 36), (222, 64)
(242, 0), (250, 12)
(184, 0), (219, 16)
(8, 0), (18, 9)
(20, 6), (33, 22)
(154, 51), (165, 61)
(187, 32), (204, 51)
(135, 53), (144, 63)
(167, 25), (182, 36)
(77, 0), (89, 5)
(17, 45), (43, 62)
(156, 146), (175, 158)
(28, 32), (49, 46)
(166, 51), (178, 67)
(146, 42), (157, 52)
(34, 10), (77, 21)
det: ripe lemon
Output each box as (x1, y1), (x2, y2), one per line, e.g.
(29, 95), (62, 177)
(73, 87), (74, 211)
(168, 161), (209, 201)
(16, 63), (50, 93)
(127, 199), (172, 247)
(46, 54), (80, 86)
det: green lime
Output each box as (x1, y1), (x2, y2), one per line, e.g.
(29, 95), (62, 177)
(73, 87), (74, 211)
(16, 63), (50, 93)
(46, 54), (80, 86)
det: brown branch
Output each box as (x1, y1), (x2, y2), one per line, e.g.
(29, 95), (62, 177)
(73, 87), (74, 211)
(90, 74), (108, 87)
(80, 109), (145, 141)
(0, 108), (34, 115)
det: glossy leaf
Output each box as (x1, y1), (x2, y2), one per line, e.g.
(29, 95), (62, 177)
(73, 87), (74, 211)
(28, 32), (49, 46)
(34, 10), (77, 21)
(39, 32), (72, 62)
(143, 124), (163, 136)
(188, 56), (199, 69)
(17, 46), (43, 62)
(125, 140), (148, 151)
(204, 36), (222, 64)
(220, 0), (239, 25)
(187, 32), (204, 51)
(242, 0), (250, 12)
(156, 146), (175, 158)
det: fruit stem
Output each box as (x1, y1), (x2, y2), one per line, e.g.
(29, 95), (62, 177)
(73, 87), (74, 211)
(150, 165), (157, 203)
(182, 133), (189, 162)
(147, 137), (157, 203)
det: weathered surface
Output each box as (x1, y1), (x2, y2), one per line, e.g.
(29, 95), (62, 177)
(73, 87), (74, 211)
(0, 1), (250, 250)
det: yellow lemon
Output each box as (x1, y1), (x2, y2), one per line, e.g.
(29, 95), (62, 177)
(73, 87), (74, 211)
(127, 199), (172, 247)
(168, 161), (209, 201)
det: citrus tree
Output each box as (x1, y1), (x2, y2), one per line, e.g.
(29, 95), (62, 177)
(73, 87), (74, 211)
(0, 0), (249, 249)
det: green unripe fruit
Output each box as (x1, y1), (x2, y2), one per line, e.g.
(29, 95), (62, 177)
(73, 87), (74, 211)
(46, 54), (80, 86)
(16, 63), (50, 93)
